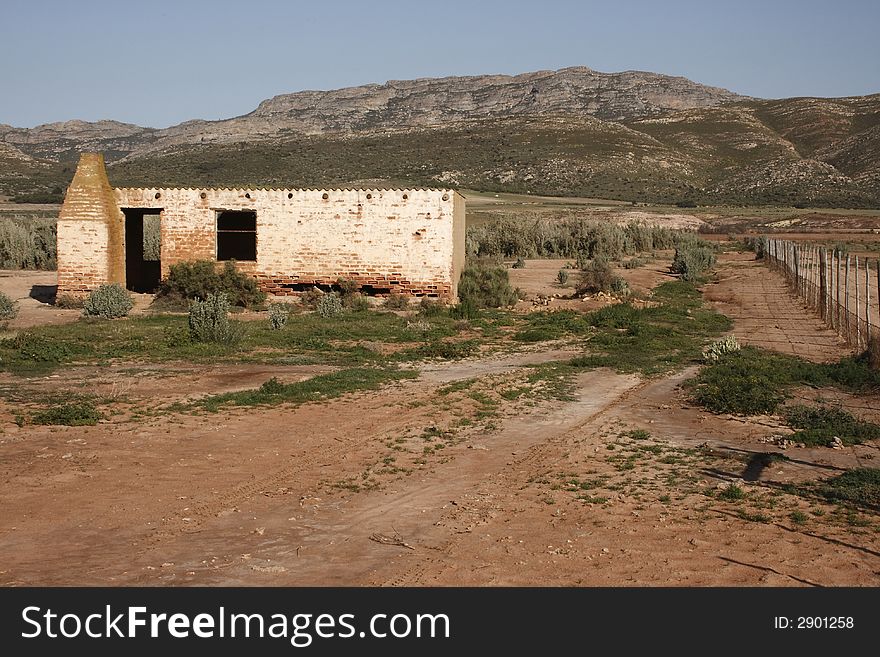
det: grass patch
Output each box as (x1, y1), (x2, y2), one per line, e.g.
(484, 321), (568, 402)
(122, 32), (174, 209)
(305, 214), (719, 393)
(690, 347), (880, 415)
(816, 468), (880, 509)
(0, 310), (464, 375)
(194, 367), (418, 412)
(718, 482), (746, 501)
(783, 404), (880, 447)
(31, 401), (102, 426)
(568, 280), (732, 375)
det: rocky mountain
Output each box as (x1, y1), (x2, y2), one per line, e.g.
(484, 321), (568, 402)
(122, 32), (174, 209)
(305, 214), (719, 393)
(0, 67), (747, 163)
(1, 67), (878, 207)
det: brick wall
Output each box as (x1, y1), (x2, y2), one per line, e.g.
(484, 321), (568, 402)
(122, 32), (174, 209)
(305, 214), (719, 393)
(56, 153), (125, 295)
(113, 187), (464, 299)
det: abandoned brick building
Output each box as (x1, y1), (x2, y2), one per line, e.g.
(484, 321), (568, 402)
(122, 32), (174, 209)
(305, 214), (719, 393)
(56, 153), (466, 300)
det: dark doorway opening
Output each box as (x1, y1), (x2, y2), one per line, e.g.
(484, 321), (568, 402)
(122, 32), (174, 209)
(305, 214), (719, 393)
(123, 208), (162, 293)
(217, 210), (257, 261)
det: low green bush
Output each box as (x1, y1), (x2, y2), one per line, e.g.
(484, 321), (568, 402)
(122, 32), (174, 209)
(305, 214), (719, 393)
(576, 257), (616, 294)
(32, 401), (102, 426)
(189, 293), (242, 344)
(157, 260), (266, 308)
(316, 293), (344, 318)
(268, 303), (290, 330)
(783, 404), (880, 447)
(83, 284), (133, 319)
(4, 332), (73, 362)
(383, 293), (410, 310)
(0, 217), (57, 269)
(671, 240), (716, 281)
(458, 265), (519, 308)
(0, 291), (18, 321)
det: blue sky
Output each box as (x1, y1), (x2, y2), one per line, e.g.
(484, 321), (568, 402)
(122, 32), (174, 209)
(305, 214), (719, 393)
(2, 0), (878, 128)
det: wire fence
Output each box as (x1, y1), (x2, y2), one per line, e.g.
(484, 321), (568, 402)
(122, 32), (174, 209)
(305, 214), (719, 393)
(765, 238), (879, 351)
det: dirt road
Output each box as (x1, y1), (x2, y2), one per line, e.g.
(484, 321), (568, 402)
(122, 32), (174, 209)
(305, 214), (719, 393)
(0, 257), (877, 586)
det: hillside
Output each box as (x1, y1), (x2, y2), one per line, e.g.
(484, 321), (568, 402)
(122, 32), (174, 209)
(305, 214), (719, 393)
(0, 68), (877, 207)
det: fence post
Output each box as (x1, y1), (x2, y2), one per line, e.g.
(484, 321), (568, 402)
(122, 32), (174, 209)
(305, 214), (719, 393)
(856, 256), (861, 350)
(845, 254), (851, 341)
(866, 259), (872, 347)
(819, 248), (827, 322)
(836, 250), (843, 331)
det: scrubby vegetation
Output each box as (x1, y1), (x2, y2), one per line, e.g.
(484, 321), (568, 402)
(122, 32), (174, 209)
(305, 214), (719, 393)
(576, 257), (616, 295)
(690, 346), (880, 415)
(457, 264), (519, 308)
(157, 260), (266, 308)
(0, 216), (56, 269)
(0, 291), (18, 322)
(783, 404), (880, 447)
(268, 303), (290, 330)
(671, 239), (717, 281)
(702, 335), (740, 362)
(82, 283), (133, 319)
(31, 401), (102, 426)
(188, 293), (242, 344)
(316, 293), (344, 318)
(467, 218), (678, 260)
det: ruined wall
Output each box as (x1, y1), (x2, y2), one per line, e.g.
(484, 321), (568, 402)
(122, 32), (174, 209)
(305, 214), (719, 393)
(56, 153), (125, 294)
(113, 187), (463, 299)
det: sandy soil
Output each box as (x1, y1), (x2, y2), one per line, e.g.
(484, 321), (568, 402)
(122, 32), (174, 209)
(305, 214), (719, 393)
(0, 270), (80, 329)
(0, 256), (877, 587)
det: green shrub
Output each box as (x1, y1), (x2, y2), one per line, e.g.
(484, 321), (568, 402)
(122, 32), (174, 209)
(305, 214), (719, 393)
(419, 298), (446, 317)
(702, 335), (740, 362)
(259, 377), (285, 395)
(188, 293), (242, 344)
(4, 332), (72, 362)
(55, 293), (85, 309)
(0, 217), (56, 269)
(746, 235), (768, 260)
(610, 277), (629, 296)
(268, 303), (290, 330)
(345, 293), (371, 312)
(336, 277), (360, 300)
(622, 257), (645, 269)
(158, 260), (266, 308)
(672, 241), (716, 281)
(458, 265), (518, 308)
(316, 293), (344, 318)
(383, 292), (410, 310)
(32, 401), (102, 426)
(466, 218), (678, 260)
(783, 404), (880, 447)
(816, 468), (880, 507)
(718, 483), (745, 501)
(576, 257), (615, 294)
(556, 269), (569, 286)
(449, 299), (479, 320)
(83, 283), (133, 319)
(0, 291), (18, 321)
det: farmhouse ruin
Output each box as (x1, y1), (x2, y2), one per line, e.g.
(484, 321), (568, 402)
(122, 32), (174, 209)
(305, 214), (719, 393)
(56, 153), (466, 300)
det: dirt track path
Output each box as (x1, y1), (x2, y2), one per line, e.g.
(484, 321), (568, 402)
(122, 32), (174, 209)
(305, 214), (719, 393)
(704, 252), (851, 362)
(1, 254), (877, 587)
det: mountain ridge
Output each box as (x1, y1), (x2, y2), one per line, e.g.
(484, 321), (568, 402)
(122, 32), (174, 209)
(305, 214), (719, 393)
(0, 67), (877, 207)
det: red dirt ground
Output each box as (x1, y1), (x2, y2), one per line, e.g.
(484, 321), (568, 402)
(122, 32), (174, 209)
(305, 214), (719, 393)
(0, 257), (877, 586)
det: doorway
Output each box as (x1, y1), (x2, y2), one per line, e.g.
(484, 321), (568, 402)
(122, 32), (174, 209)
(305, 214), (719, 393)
(123, 208), (162, 293)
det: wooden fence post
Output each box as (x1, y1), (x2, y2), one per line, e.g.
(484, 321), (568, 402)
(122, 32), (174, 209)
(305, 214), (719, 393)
(866, 258), (872, 347)
(819, 248), (827, 323)
(856, 255), (861, 350)
(845, 254), (851, 341)
(837, 251), (843, 331)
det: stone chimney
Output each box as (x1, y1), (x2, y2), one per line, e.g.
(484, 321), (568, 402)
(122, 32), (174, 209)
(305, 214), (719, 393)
(56, 153), (125, 294)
